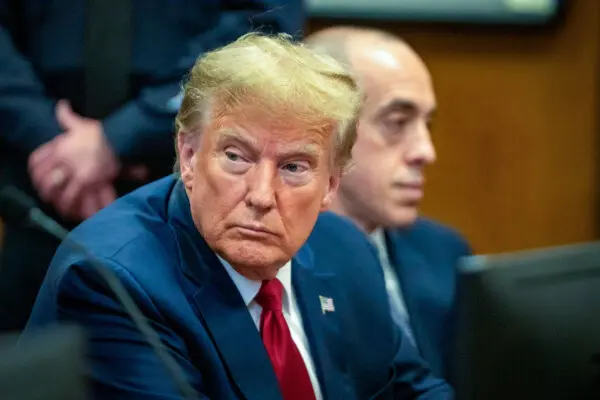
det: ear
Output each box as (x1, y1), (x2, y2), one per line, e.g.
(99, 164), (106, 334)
(320, 169), (341, 211)
(177, 131), (197, 190)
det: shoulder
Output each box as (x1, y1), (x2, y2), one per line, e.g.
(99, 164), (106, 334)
(311, 211), (370, 242)
(392, 217), (472, 258)
(49, 177), (181, 289)
(307, 212), (385, 290)
(308, 211), (378, 262)
(26, 177), (198, 333)
(409, 217), (466, 241)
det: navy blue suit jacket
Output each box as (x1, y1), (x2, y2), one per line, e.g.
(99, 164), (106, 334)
(386, 220), (471, 378)
(23, 176), (452, 399)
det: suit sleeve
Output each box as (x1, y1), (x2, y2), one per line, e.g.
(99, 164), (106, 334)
(0, 5), (61, 153)
(56, 260), (208, 399)
(101, 0), (305, 161)
(391, 326), (455, 399)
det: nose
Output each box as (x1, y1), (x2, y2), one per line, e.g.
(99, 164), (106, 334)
(244, 162), (276, 212)
(405, 121), (436, 166)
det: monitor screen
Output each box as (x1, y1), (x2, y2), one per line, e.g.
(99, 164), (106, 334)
(307, 0), (562, 25)
(0, 325), (87, 400)
(453, 242), (600, 400)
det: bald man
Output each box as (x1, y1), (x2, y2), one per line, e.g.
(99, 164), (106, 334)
(305, 27), (471, 379)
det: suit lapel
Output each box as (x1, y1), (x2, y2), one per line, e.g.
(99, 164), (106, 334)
(192, 263), (282, 400)
(292, 245), (350, 400)
(385, 229), (436, 365)
(168, 180), (281, 400)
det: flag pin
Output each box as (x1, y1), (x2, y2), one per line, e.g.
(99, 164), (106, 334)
(319, 295), (335, 314)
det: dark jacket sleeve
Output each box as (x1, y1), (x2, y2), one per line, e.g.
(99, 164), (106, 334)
(391, 326), (455, 399)
(102, 0), (305, 161)
(0, 4), (61, 154)
(55, 259), (208, 399)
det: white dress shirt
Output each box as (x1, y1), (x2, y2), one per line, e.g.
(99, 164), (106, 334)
(370, 228), (417, 346)
(219, 257), (323, 400)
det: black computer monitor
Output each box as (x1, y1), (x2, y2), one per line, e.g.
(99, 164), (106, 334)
(0, 325), (88, 400)
(453, 242), (600, 400)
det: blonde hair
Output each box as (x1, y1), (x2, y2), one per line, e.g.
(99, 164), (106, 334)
(175, 32), (361, 171)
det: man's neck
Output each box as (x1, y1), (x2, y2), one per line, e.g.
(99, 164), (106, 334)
(329, 197), (379, 234)
(232, 264), (283, 281)
(215, 253), (285, 281)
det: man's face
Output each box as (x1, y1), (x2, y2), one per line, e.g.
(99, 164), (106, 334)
(179, 103), (339, 280)
(337, 44), (437, 230)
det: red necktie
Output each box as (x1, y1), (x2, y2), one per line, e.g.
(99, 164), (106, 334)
(255, 279), (317, 400)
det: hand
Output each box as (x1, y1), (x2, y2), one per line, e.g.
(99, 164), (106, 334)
(29, 100), (120, 220)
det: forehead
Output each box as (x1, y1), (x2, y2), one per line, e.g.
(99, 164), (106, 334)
(206, 103), (335, 150)
(354, 44), (436, 114)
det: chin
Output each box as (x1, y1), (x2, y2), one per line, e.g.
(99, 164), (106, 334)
(386, 207), (419, 228)
(219, 239), (290, 279)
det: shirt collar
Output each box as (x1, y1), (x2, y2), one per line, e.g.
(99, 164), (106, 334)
(219, 256), (293, 309)
(370, 227), (387, 254)
(276, 261), (293, 312)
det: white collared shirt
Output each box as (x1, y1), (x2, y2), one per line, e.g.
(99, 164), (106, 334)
(219, 257), (323, 400)
(370, 228), (416, 346)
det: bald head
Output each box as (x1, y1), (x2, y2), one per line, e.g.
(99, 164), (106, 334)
(306, 27), (438, 231)
(305, 27), (424, 78)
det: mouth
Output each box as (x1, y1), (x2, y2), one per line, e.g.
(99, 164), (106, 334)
(393, 183), (424, 200)
(232, 224), (278, 238)
(397, 182), (423, 189)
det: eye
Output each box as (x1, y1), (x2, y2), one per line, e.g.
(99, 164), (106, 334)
(221, 148), (251, 174)
(225, 150), (242, 162)
(282, 162), (307, 174)
(388, 118), (408, 130)
(280, 161), (311, 186)
(283, 163), (299, 173)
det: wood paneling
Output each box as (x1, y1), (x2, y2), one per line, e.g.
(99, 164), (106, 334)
(308, 1), (600, 254)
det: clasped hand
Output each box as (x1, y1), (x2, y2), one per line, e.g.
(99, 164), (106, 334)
(28, 100), (147, 222)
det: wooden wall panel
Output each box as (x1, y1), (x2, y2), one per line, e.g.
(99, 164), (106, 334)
(308, 1), (600, 254)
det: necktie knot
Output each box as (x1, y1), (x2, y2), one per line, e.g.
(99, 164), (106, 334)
(255, 279), (283, 311)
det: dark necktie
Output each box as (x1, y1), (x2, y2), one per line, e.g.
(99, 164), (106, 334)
(255, 279), (316, 400)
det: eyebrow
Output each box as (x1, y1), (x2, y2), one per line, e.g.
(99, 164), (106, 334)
(215, 128), (259, 150)
(215, 127), (322, 160)
(377, 98), (437, 119)
(278, 143), (321, 160)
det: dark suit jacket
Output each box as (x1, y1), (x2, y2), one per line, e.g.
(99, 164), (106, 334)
(22, 176), (452, 399)
(386, 220), (471, 379)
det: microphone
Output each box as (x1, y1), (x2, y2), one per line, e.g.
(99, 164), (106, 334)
(0, 187), (199, 400)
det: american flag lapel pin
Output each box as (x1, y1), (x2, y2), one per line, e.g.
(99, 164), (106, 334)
(319, 295), (335, 314)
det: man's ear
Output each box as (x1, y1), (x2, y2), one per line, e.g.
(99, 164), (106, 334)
(320, 169), (341, 211)
(177, 131), (197, 190)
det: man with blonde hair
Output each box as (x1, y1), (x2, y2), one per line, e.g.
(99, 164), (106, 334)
(306, 27), (471, 379)
(23, 33), (452, 399)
